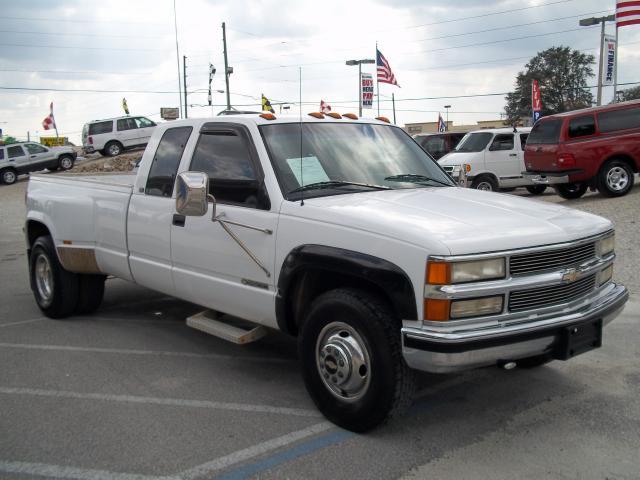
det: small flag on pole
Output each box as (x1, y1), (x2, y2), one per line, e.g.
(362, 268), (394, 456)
(262, 94), (275, 113)
(438, 113), (446, 133)
(122, 98), (130, 115)
(376, 48), (400, 87)
(320, 100), (332, 113)
(616, 1), (640, 27)
(42, 102), (56, 130)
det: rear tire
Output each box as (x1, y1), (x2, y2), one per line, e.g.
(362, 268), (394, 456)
(526, 185), (547, 195)
(1, 168), (18, 185)
(299, 288), (415, 432)
(104, 141), (123, 157)
(58, 155), (75, 171)
(471, 175), (498, 192)
(75, 274), (106, 314)
(555, 182), (587, 200)
(29, 235), (79, 318)
(597, 159), (634, 197)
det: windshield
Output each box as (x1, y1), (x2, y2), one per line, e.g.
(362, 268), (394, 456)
(454, 132), (493, 152)
(260, 123), (454, 199)
(527, 119), (562, 144)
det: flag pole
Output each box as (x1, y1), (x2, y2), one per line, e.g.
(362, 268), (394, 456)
(392, 92), (396, 124)
(376, 41), (380, 116)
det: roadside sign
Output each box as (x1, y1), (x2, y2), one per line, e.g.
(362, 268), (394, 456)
(603, 34), (616, 86)
(40, 136), (66, 146)
(361, 73), (374, 109)
(161, 107), (179, 120)
(532, 80), (542, 124)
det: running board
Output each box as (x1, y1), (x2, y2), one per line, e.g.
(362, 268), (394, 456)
(186, 310), (267, 345)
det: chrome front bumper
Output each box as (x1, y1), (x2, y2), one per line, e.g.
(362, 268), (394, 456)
(401, 283), (628, 373)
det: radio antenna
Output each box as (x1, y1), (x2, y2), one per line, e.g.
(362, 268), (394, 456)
(299, 66), (304, 206)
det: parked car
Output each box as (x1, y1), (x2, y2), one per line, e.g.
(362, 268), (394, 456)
(523, 100), (640, 199)
(438, 127), (546, 194)
(0, 142), (76, 185)
(413, 132), (466, 160)
(25, 114), (627, 432)
(82, 115), (157, 157)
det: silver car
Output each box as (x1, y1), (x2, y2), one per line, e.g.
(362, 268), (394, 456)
(0, 142), (77, 185)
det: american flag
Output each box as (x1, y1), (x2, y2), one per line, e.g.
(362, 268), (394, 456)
(42, 102), (56, 130)
(320, 100), (332, 113)
(438, 114), (446, 133)
(617, 1), (640, 27)
(376, 48), (399, 87)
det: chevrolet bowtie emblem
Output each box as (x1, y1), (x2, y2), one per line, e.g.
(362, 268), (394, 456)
(561, 269), (580, 283)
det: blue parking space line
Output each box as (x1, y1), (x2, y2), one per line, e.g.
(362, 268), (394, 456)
(214, 430), (353, 480)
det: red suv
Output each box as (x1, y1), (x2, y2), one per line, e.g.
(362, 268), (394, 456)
(524, 100), (639, 199)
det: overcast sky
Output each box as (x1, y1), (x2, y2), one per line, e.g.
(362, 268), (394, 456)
(1, 0), (638, 143)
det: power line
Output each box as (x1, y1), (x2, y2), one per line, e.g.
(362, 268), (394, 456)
(2, 16), (165, 26)
(0, 43), (164, 52)
(0, 29), (163, 39)
(0, 68), (153, 76)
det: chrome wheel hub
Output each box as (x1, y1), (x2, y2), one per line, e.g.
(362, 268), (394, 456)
(476, 182), (492, 191)
(316, 322), (371, 402)
(3, 171), (16, 183)
(108, 144), (120, 156)
(61, 158), (72, 169)
(35, 253), (53, 307)
(606, 167), (628, 191)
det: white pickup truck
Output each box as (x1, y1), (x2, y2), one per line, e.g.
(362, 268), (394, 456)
(25, 114), (628, 432)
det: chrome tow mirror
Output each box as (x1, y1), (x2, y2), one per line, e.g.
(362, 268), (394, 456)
(176, 171), (210, 217)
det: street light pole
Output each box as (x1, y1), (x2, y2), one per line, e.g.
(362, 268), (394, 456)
(444, 105), (451, 131)
(579, 15), (615, 106)
(346, 58), (375, 117)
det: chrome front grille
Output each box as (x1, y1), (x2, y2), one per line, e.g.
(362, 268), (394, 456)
(509, 242), (596, 276)
(508, 274), (596, 312)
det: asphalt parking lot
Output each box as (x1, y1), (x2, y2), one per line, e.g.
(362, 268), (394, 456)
(1, 177), (639, 480)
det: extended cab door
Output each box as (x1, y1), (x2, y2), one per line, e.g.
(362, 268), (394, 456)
(170, 123), (278, 327)
(485, 133), (521, 187)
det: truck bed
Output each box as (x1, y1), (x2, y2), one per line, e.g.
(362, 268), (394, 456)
(31, 172), (136, 193)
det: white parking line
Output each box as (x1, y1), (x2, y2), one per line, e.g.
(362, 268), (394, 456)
(0, 342), (289, 363)
(0, 387), (321, 418)
(179, 421), (333, 479)
(0, 317), (45, 328)
(0, 460), (177, 480)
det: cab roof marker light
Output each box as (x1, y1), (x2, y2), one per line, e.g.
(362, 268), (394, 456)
(259, 113), (277, 120)
(308, 112), (325, 119)
(375, 116), (391, 123)
(326, 112), (342, 119)
(343, 113), (358, 120)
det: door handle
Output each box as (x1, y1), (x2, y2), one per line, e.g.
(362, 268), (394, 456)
(509, 153), (518, 157)
(172, 214), (186, 227)
(31, 155), (37, 158)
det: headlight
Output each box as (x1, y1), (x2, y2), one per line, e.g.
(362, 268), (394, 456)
(596, 233), (615, 257)
(427, 258), (506, 284)
(450, 296), (503, 319)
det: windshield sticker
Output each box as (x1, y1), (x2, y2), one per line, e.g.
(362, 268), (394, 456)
(286, 156), (330, 186)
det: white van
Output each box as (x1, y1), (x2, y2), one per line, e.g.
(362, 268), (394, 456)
(82, 116), (157, 157)
(438, 127), (546, 195)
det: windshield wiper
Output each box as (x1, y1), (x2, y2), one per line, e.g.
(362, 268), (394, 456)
(288, 180), (391, 195)
(384, 173), (451, 187)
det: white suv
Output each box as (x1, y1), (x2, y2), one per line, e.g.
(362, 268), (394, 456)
(82, 116), (156, 157)
(0, 142), (76, 185)
(438, 127), (547, 195)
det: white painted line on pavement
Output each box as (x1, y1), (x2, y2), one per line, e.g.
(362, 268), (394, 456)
(0, 342), (289, 363)
(179, 421), (333, 479)
(0, 317), (45, 328)
(0, 460), (178, 480)
(0, 386), (321, 418)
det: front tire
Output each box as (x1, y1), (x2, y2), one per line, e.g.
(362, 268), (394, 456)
(299, 289), (415, 432)
(526, 185), (547, 195)
(58, 155), (75, 171)
(1, 168), (18, 185)
(471, 175), (498, 192)
(29, 235), (79, 318)
(555, 182), (587, 199)
(597, 159), (634, 197)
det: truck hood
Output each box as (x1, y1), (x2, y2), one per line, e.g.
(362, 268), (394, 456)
(280, 187), (612, 255)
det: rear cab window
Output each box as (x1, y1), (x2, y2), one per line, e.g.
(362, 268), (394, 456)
(88, 121), (113, 135)
(527, 119), (562, 145)
(568, 115), (596, 138)
(145, 127), (193, 197)
(597, 106), (640, 133)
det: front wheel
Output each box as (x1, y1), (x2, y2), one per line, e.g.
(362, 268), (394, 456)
(526, 185), (547, 195)
(299, 289), (415, 432)
(1, 168), (18, 185)
(597, 159), (634, 197)
(555, 182), (587, 200)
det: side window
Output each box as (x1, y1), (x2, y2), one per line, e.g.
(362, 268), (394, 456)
(25, 143), (48, 154)
(7, 146), (25, 158)
(597, 107), (640, 133)
(489, 134), (514, 151)
(145, 127), (192, 197)
(135, 117), (156, 128)
(519, 134), (529, 150)
(568, 115), (596, 138)
(88, 121), (113, 135)
(189, 131), (260, 207)
(117, 118), (137, 131)
(0, 149), (4, 160)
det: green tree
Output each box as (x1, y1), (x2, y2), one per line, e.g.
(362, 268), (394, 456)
(618, 85), (640, 102)
(504, 46), (595, 124)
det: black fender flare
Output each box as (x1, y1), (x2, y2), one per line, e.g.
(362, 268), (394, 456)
(275, 244), (418, 335)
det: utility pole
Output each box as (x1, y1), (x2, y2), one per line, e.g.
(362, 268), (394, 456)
(222, 22), (231, 111)
(392, 93), (396, 124)
(444, 105), (451, 131)
(173, 0), (182, 118)
(183, 55), (188, 119)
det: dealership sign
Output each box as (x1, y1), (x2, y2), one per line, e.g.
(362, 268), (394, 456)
(603, 34), (616, 86)
(161, 107), (179, 120)
(361, 73), (374, 109)
(531, 79), (542, 123)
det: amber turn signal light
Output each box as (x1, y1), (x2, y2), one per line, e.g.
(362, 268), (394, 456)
(308, 112), (325, 119)
(426, 261), (450, 285)
(326, 112), (342, 119)
(375, 116), (391, 123)
(259, 113), (277, 120)
(343, 113), (358, 120)
(424, 299), (450, 322)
